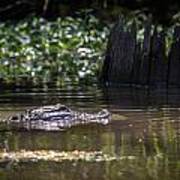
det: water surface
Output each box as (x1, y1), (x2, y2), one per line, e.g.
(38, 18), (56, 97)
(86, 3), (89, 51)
(0, 87), (179, 180)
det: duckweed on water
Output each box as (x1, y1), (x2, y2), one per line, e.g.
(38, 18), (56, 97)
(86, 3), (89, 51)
(0, 15), (110, 87)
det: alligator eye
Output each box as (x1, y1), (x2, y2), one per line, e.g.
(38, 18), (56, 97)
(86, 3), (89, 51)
(98, 109), (110, 117)
(60, 107), (71, 112)
(56, 104), (71, 112)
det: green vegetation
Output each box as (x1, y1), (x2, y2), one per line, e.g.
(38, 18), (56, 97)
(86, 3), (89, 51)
(0, 15), (110, 87)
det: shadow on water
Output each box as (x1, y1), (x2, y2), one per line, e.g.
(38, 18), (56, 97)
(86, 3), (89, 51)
(0, 86), (179, 180)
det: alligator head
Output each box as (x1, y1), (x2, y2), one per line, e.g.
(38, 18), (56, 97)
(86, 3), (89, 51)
(9, 104), (111, 131)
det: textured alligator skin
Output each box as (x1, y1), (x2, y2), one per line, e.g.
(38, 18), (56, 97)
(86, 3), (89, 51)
(9, 104), (111, 131)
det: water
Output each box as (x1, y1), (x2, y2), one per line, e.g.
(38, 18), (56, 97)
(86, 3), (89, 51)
(0, 86), (179, 180)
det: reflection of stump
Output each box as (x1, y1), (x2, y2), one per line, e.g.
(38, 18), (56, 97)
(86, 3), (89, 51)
(101, 18), (180, 88)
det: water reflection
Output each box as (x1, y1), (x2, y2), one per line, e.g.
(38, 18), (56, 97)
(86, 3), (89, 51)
(0, 87), (179, 180)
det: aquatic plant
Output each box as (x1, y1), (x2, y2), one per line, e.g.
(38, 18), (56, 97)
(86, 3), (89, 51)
(0, 15), (110, 87)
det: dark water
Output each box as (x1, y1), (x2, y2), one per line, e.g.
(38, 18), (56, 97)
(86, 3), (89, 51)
(0, 86), (179, 180)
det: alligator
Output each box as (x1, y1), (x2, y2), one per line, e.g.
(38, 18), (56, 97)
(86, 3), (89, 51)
(8, 104), (111, 131)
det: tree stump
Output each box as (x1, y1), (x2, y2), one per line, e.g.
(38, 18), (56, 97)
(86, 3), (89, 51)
(101, 18), (136, 85)
(101, 17), (180, 88)
(168, 26), (180, 87)
(149, 28), (167, 86)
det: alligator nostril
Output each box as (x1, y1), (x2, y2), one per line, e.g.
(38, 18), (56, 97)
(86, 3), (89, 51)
(9, 115), (19, 122)
(11, 116), (18, 121)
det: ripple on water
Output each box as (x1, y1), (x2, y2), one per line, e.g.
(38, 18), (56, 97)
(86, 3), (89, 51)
(0, 87), (179, 180)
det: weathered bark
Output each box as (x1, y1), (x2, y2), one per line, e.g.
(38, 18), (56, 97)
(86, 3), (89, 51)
(149, 28), (167, 86)
(131, 42), (141, 84)
(138, 19), (152, 85)
(168, 26), (180, 87)
(101, 18), (136, 85)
